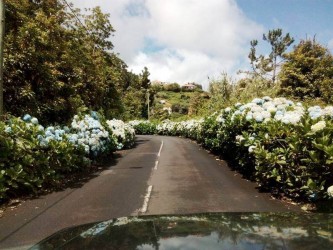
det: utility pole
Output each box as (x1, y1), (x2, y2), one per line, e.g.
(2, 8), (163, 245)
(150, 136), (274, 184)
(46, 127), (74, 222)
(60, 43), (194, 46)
(146, 89), (150, 120)
(0, 0), (4, 118)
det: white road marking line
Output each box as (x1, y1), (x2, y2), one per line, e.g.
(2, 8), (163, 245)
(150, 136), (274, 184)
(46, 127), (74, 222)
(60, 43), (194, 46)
(158, 140), (164, 157)
(141, 185), (153, 213)
(154, 161), (158, 170)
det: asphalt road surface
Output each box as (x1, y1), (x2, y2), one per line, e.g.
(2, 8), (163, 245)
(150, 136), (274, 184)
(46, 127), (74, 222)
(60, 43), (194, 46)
(0, 135), (301, 249)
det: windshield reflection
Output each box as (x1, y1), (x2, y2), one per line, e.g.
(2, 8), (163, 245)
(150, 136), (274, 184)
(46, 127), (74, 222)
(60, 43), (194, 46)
(32, 213), (333, 250)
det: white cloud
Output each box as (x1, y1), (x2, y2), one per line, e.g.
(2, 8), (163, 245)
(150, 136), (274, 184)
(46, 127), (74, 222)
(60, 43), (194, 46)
(130, 49), (233, 85)
(70, 0), (263, 89)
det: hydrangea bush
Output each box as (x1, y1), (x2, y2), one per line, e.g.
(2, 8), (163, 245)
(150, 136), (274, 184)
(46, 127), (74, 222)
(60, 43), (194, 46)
(0, 112), (136, 199)
(70, 114), (115, 157)
(106, 119), (135, 149)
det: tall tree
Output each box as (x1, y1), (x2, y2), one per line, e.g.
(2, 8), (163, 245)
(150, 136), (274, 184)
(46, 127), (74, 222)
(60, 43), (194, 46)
(249, 28), (294, 86)
(3, 1), (130, 123)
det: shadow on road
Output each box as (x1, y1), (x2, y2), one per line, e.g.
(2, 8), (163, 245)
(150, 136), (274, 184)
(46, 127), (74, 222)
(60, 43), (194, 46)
(135, 137), (150, 146)
(1, 136), (149, 208)
(0, 152), (123, 211)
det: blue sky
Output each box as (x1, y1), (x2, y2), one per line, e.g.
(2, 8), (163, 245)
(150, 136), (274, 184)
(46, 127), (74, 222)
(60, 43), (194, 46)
(237, 0), (333, 48)
(70, 0), (333, 89)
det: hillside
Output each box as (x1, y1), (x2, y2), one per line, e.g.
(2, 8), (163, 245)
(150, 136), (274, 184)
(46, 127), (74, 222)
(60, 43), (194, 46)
(151, 89), (210, 120)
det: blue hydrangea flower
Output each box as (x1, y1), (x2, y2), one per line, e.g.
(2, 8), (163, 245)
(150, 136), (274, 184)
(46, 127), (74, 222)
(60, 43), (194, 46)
(23, 114), (32, 122)
(63, 126), (70, 133)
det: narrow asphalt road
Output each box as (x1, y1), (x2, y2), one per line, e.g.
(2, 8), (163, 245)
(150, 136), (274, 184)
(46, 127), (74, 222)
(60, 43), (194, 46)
(0, 135), (301, 249)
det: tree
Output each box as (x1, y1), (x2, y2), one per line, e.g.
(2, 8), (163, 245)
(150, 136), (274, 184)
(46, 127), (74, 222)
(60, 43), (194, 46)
(207, 73), (233, 110)
(140, 67), (150, 89)
(3, 1), (142, 123)
(165, 83), (181, 92)
(278, 39), (333, 102)
(249, 28), (294, 86)
(4, 0), (73, 123)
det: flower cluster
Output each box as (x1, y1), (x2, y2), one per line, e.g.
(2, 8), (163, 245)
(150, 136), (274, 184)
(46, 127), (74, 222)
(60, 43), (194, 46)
(156, 119), (203, 139)
(106, 119), (135, 149)
(39, 126), (68, 148)
(223, 97), (303, 124)
(311, 121), (326, 132)
(128, 120), (153, 127)
(70, 114), (111, 156)
(327, 186), (333, 198)
(12, 112), (136, 156)
(216, 97), (333, 125)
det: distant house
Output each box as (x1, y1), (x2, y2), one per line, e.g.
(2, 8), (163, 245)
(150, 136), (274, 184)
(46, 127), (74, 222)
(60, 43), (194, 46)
(182, 83), (196, 90)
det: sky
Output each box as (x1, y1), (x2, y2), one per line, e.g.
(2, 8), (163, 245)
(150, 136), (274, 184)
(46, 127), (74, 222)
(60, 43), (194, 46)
(69, 0), (333, 89)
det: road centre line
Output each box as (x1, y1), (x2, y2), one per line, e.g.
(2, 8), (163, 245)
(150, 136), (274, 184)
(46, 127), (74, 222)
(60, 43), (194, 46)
(140, 185), (153, 213)
(140, 140), (163, 214)
(154, 161), (158, 170)
(158, 140), (164, 157)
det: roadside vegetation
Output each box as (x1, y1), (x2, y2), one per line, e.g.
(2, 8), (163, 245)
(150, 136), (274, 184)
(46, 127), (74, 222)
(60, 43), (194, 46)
(0, 111), (135, 200)
(1, 1), (333, 208)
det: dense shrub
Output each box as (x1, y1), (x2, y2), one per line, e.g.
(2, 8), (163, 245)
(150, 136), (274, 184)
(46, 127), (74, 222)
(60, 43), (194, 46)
(128, 120), (157, 135)
(0, 117), (87, 199)
(106, 119), (135, 149)
(0, 112), (135, 199)
(279, 39), (333, 102)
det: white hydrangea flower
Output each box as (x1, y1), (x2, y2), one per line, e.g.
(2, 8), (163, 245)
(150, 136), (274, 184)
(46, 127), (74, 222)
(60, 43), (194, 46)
(323, 106), (333, 117)
(251, 106), (264, 113)
(31, 117), (39, 125)
(311, 121), (326, 132)
(327, 186), (333, 197)
(235, 135), (245, 142)
(224, 107), (231, 113)
(261, 111), (271, 119)
(253, 112), (263, 122)
(248, 145), (256, 153)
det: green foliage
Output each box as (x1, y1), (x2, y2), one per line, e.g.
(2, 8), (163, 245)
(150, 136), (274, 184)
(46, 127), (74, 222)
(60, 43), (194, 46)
(164, 83), (181, 92)
(151, 90), (209, 120)
(240, 116), (333, 200)
(3, 1), (150, 124)
(206, 73), (234, 111)
(231, 76), (279, 104)
(279, 39), (333, 103)
(129, 120), (157, 135)
(119, 68), (153, 121)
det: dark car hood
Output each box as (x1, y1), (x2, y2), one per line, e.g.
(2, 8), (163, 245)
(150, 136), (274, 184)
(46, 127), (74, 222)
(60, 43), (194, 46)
(30, 212), (333, 250)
